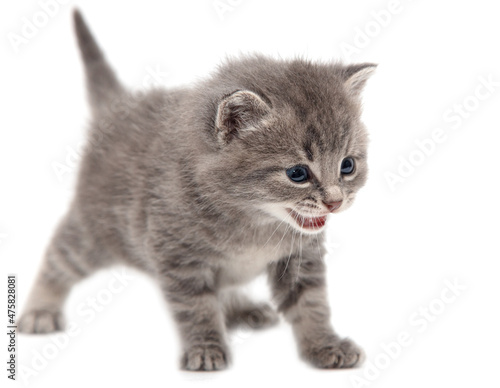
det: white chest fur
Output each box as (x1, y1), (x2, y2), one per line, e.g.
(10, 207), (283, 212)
(218, 245), (284, 287)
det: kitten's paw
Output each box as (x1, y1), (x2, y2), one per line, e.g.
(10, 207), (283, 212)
(181, 344), (229, 371)
(304, 337), (364, 369)
(18, 310), (64, 334)
(227, 303), (279, 330)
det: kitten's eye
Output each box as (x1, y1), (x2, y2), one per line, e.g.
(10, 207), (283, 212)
(340, 157), (355, 175)
(286, 165), (309, 183)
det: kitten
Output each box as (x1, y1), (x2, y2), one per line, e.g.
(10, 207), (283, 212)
(18, 10), (376, 371)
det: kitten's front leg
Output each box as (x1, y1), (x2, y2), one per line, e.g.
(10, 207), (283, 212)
(268, 251), (364, 369)
(159, 261), (229, 371)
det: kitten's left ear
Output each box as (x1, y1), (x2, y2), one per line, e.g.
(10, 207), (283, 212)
(215, 90), (271, 144)
(343, 63), (377, 97)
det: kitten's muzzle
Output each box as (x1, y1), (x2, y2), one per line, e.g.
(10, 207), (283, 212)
(287, 209), (328, 231)
(323, 200), (343, 213)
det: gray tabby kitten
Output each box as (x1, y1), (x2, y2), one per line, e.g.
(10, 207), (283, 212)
(19, 10), (376, 371)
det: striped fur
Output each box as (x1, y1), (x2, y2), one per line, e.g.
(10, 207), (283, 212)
(18, 10), (375, 370)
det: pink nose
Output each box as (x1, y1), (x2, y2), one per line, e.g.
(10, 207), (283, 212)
(323, 200), (343, 213)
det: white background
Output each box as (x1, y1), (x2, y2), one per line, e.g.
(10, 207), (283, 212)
(1, 0), (500, 387)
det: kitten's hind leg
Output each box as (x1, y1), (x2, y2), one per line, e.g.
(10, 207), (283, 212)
(18, 262), (70, 334)
(220, 290), (279, 330)
(18, 216), (97, 334)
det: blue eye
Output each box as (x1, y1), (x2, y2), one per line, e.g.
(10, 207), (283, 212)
(286, 165), (309, 183)
(340, 158), (355, 175)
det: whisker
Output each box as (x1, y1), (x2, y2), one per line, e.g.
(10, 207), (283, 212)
(262, 207), (295, 248)
(296, 228), (303, 283)
(279, 204), (301, 281)
(278, 227), (296, 281)
(273, 215), (294, 253)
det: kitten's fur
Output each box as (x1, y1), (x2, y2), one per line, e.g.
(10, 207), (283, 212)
(19, 10), (376, 371)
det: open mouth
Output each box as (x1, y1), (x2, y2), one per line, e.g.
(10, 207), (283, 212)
(287, 209), (328, 230)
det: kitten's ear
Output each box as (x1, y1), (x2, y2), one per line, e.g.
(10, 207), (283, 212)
(342, 63), (377, 97)
(215, 90), (270, 144)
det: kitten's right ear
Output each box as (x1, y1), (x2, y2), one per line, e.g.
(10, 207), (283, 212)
(215, 90), (271, 144)
(342, 63), (377, 97)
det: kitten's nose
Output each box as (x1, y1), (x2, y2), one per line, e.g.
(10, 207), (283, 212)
(323, 200), (343, 213)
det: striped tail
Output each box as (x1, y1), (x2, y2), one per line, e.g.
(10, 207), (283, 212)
(73, 9), (124, 115)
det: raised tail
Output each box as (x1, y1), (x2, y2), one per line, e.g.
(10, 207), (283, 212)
(73, 9), (124, 114)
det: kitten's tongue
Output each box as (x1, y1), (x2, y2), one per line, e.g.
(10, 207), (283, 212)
(289, 210), (327, 230)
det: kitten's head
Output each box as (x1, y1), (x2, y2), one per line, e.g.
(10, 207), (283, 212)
(199, 56), (376, 234)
